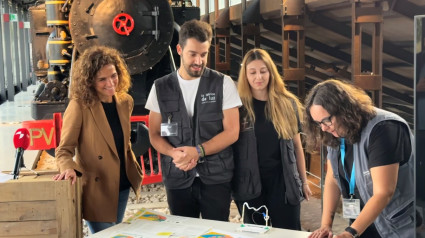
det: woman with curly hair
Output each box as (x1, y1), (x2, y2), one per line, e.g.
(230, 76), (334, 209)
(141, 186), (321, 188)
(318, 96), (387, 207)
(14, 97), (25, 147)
(232, 48), (311, 230)
(305, 80), (414, 238)
(53, 46), (143, 234)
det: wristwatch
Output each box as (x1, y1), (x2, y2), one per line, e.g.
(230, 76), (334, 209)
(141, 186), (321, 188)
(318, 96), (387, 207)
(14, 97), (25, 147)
(345, 226), (359, 238)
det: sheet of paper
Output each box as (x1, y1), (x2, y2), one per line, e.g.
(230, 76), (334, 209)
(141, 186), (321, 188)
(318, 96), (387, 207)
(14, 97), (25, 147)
(88, 223), (173, 238)
(92, 209), (212, 238)
(0, 172), (13, 183)
(198, 229), (254, 238)
(111, 231), (172, 238)
(125, 219), (210, 237)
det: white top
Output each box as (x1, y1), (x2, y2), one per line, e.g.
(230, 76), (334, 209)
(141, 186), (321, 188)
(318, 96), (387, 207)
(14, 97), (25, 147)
(145, 70), (242, 117)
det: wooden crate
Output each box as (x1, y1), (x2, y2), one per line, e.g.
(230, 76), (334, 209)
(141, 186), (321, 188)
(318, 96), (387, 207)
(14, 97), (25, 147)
(0, 173), (82, 238)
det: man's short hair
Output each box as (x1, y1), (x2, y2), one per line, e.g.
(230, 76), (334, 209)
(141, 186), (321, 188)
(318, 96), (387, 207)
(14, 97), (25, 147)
(178, 19), (212, 48)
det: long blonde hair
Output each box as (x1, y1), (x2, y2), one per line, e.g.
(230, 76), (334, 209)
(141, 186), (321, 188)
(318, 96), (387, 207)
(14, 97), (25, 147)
(238, 48), (303, 139)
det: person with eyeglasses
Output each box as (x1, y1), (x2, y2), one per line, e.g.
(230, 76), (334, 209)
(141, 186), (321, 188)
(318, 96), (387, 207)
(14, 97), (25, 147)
(232, 48), (312, 230)
(304, 80), (414, 238)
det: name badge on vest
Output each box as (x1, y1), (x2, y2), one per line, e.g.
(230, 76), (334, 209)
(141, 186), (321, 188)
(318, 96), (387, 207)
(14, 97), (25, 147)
(342, 198), (360, 219)
(161, 114), (178, 136)
(161, 123), (178, 136)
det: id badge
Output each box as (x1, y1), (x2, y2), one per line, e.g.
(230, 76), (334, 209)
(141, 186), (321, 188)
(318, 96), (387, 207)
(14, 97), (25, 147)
(160, 122), (178, 136)
(342, 198), (360, 219)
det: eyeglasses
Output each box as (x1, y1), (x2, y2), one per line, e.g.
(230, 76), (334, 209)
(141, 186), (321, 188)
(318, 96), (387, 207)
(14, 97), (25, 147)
(315, 115), (333, 128)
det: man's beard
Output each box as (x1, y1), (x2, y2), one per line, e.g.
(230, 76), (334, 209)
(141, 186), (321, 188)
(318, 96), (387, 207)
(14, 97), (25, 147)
(185, 63), (205, 78)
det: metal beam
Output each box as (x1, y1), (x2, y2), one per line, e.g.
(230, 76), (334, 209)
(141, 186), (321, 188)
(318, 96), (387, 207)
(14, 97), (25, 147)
(2, 0), (15, 101)
(307, 9), (413, 65)
(11, 1), (21, 93)
(222, 22), (414, 112)
(234, 23), (415, 106)
(0, 0), (5, 103)
(390, 0), (425, 19)
(18, 6), (27, 91)
(262, 19), (413, 89)
(352, 1), (383, 107)
(282, 0), (306, 98)
(383, 101), (413, 116)
(214, 0), (231, 73)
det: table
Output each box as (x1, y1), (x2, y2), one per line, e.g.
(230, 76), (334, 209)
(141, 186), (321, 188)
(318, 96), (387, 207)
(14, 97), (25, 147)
(88, 208), (311, 238)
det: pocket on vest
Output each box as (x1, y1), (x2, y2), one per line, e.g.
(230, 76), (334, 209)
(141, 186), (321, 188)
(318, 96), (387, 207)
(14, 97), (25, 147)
(162, 156), (187, 178)
(199, 113), (223, 140)
(198, 148), (233, 175)
(160, 95), (179, 112)
(286, 140), (296, 163)
(284, 140), (303, 204)
(386, 201), (414, 229)
(232, 169), (261, 200)
(233, 130), (255, 162)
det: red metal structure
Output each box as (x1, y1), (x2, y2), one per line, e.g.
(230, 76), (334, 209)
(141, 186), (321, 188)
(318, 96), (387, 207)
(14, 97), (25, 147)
(22, 114), (163, 185)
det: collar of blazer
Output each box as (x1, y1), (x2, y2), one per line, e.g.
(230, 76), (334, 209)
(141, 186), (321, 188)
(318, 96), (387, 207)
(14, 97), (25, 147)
(89, 94), (130, 159)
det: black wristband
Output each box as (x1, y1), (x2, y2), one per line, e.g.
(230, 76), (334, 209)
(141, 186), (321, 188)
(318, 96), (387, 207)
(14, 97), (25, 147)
(345, 226), (359, 238)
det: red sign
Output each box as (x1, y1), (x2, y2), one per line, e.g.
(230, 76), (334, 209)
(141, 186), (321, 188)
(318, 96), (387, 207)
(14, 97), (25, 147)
(3, 13), (9, 23)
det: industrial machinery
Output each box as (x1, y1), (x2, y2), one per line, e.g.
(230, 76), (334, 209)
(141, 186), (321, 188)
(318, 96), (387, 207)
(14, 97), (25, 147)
(26, 0), (200, 184)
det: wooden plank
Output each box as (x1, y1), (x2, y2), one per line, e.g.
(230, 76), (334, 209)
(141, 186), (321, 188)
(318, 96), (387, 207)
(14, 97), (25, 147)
(55, 178), (73, 237)
(75, 178), (83, 238)
(0, 220), (57, 236)
(0, 201), (56, 222)
(0, 175), (82, 237)
(0, 235), (57, 238)
(55, 177), (81, 237)
(0, 181), (56, 202)
(354, 75), (382, 90)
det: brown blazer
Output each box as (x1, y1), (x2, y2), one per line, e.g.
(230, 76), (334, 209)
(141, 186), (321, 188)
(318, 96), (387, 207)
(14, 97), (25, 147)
(55, 94), (143, 222)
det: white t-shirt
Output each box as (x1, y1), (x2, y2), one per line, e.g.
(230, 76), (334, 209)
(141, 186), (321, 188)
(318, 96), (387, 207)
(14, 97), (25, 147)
(145, 71), (242, 117)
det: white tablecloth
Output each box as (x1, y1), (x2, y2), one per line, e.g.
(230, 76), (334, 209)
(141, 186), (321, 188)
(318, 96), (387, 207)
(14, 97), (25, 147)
(88, 208), (311, 238)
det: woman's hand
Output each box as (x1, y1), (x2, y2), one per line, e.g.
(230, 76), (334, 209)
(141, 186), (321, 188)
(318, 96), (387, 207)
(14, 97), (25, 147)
(52, 168), (77, 185)
(303, 183), (313, 201)
(308, 225), (333, 238)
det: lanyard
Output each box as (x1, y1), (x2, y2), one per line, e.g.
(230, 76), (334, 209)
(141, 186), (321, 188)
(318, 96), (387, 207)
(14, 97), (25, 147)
(340, 138), (356, 197)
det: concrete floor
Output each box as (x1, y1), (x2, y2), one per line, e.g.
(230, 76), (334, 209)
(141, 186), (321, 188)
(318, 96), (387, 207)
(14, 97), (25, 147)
(301, 177), (348, 234)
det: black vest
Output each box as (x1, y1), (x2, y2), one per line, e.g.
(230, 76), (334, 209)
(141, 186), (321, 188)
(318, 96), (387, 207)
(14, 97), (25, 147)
(155, 68), (234, 189)
(232, 105), (303, 205)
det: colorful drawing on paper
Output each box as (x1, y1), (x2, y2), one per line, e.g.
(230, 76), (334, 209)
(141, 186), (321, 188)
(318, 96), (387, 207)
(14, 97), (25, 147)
(112, 235), (134, 238)
(156, 232), (173, 236)
(198, 231), (233, 238)
(125, 208), (167, 223)
(137, 211), (167, 221)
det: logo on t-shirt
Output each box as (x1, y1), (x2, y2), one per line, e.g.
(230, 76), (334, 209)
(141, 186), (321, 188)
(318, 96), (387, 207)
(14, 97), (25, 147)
(201, 93), (216, 104)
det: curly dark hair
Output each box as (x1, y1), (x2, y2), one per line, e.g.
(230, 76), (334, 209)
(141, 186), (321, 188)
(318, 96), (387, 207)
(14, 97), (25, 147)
(178, 19), (212, 48)
(70, 45), (131, 107)
(303, 79), (376, 151)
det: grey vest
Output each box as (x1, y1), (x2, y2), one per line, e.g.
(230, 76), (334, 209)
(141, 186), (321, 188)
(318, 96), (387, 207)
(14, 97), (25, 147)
(328, 108), (414, 237)
(232, 105), (303, 204)
(155, 68), (234, 189)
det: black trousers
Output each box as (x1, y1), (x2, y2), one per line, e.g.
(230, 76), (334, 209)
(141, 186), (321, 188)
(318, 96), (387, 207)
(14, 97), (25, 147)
(166, 177), (232, 221)
(235, 168), (301, 230)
